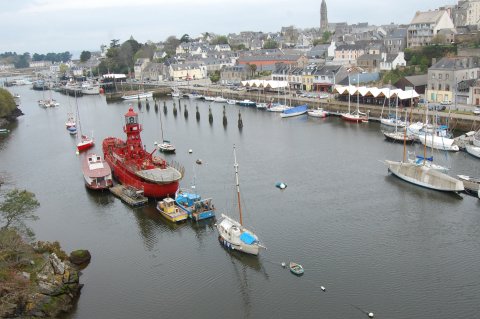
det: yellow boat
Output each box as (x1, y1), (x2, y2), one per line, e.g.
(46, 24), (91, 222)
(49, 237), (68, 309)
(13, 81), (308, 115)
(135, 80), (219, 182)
(156, 197), (188, 223)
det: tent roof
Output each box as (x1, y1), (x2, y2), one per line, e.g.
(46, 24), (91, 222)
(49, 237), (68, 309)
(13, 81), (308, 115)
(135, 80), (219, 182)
(333, 85), (419, 100)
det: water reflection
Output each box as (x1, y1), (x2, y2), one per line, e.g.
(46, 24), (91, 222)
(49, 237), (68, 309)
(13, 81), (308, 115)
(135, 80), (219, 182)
(84, 188), (116, 207)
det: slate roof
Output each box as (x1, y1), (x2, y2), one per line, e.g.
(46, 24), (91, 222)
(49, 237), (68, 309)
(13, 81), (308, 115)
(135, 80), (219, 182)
(410, 10), (445, 24)
(402, 74), (428, 86)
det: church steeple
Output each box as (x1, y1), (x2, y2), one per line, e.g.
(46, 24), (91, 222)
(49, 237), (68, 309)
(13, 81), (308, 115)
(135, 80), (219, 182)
(320, 0), (328, 34)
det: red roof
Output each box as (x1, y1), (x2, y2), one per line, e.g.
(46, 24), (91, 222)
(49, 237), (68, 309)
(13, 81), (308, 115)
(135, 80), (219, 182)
(125, 107), (137, 117)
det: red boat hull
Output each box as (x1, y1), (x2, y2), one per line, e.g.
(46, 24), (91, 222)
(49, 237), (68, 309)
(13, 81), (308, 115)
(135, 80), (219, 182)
(104, 155), (179, 198)
(341, 114), (368, 123)
(77, 141), (94, 152)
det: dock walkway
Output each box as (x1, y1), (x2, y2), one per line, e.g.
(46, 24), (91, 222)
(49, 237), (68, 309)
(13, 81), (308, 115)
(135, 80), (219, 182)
(110, 185), (148, 207)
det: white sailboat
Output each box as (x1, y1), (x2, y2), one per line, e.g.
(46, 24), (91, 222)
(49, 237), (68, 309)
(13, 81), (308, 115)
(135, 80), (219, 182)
(384, 104), (464, 193)
(341, 74), (367, 123)
(155, 104), (175, 153)
(217, 146), (265, 256)
(466, 144), (480, 159)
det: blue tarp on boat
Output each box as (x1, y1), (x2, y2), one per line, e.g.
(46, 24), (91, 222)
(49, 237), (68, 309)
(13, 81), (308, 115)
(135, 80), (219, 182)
(282, 104), (308, 115)
(240, 232), (256, 245)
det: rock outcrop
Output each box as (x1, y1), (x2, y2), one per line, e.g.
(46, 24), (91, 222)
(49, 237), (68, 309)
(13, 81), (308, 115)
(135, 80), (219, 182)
(0, 248), (88, 318)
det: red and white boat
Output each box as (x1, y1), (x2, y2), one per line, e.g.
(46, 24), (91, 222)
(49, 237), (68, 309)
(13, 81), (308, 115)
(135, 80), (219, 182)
(102, 107), (183, 198)
(77, 134), (94, 152)
(82, 153), (113, 190)
(341, 110), (368, 123)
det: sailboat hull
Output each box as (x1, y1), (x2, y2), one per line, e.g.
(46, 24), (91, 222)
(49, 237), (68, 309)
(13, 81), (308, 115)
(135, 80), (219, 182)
(217, 215), (262, 256)
(385, 160), (464, 192)
(218, 235), (260, 256)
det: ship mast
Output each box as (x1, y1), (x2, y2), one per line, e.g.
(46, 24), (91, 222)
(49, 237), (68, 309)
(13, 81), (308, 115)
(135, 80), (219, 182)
(233, 145), (243, 225)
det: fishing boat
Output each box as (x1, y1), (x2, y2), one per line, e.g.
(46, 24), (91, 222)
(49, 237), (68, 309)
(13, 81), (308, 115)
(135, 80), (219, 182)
(81, 81), (100, 95)
(82, 153), (113, 190)
(102, 107), (183, 198)
(156, 197), (188, 223)
(465, 144), (480, 159)
(280, 104), (308, 118)
(307, 108), (328, 118)
(217, 146), (264, 256)
(121, 91), (153, 100)
(289, 262), (304, 276)
(175, 190), (215, 221)
(237, 99), (256, 107)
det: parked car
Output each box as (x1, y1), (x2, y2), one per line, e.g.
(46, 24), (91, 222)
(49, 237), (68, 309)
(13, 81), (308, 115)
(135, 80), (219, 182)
(474, 107), (480, 115)
(440, 100), (452, 105)
(428, 104), (446, 111)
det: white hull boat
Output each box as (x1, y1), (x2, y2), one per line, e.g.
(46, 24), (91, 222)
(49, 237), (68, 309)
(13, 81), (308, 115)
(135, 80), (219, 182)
(307, 108), (328, 118)
(466, 144), (480, 158)
(420, 135), (459, 152)
(385, 160), (464, 192)
(121, 91), (153, 100)
(380, 118), (406, 128)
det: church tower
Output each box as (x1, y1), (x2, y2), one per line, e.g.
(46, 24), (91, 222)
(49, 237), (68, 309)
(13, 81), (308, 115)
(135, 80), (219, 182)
(320, 0), (328, 33)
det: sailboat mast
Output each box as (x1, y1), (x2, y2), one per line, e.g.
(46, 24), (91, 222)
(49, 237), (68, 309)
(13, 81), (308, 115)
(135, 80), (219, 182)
(233, 146), (243, 225)
(357, 73), (360, 114)
(423, 103), (428, 165)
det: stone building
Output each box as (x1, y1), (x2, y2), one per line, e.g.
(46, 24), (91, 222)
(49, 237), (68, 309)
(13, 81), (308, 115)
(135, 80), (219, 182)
(320, 0), (328, 34)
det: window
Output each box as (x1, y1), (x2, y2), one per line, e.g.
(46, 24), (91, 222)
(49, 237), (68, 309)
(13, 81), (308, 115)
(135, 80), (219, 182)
(432, 73), (435, 79)
(446, 84), (450, 91)
(438, 84), (442, 90)
(439, 74), (442, 80)
(446, 74), (449, 79)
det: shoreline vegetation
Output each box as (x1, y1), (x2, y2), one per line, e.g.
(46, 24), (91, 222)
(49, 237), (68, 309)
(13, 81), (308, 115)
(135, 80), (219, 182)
(0, 87), (23, 128)
(0, 187), (90, 318)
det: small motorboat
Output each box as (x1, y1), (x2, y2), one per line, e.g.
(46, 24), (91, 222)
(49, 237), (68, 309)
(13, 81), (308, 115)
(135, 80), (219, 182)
(275, 182), (287, 189)
(289, 262), (304, 276)
(196, 159), (202, 165)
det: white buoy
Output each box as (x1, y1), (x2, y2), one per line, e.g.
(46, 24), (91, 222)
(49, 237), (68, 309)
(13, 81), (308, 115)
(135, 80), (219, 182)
(320, 286), (326, 292)
(75, 150), (79, 155)
(281, 262), (286, 268)
(368, 313), (374, 318)
(188, 149), (193, 154)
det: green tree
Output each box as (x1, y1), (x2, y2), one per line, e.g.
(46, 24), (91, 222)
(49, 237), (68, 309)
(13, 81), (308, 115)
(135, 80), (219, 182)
(211, 36), (228, 45)
(110, 39), (120, 48)
(231, 44), (247, 51)
(322, 31), (332, 43)
(0, 88), (16, 117)
(80, 51), (91, 62)
(0, 189), (40, 238)
(263, 39), (279, 49)
(164, 35), (180, 56)
(209, 70), (221, 83)
(246, 63), (257, 78)
(180, 34), (191, 43)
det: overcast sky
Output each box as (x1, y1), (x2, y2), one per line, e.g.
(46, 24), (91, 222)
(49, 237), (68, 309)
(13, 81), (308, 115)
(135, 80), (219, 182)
(0, 0), (455, 55)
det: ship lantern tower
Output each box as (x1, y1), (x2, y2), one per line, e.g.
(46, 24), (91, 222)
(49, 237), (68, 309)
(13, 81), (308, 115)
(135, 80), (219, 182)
(124, 107), (144, 158)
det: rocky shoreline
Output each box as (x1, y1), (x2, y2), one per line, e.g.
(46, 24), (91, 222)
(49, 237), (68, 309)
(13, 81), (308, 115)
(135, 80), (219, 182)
(0, 233), (90, 318)
(0, 107), (23, 128)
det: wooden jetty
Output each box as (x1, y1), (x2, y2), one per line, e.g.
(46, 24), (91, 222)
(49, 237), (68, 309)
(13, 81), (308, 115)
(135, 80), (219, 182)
(109, 185), (148, 207)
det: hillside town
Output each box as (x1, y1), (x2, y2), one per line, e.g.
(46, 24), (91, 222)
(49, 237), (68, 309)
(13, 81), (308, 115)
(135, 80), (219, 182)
(2, 1), (480, 109)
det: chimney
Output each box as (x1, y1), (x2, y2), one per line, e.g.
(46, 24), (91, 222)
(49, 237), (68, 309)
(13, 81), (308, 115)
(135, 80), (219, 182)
(432, 58), (437, 65)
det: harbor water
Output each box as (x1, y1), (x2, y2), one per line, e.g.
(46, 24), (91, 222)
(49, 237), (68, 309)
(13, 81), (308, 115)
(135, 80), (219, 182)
(1, 86), (480, 319)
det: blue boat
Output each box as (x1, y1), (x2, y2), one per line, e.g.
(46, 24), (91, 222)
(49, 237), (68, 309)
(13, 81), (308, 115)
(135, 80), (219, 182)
(175, 190), (215, 221)
(280, 104), (308, 118)
(67, 126), (77, 135)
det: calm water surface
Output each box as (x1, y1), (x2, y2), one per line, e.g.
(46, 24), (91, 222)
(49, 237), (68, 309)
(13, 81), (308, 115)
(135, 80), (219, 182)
(1, 86), (480, 319)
